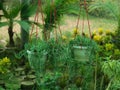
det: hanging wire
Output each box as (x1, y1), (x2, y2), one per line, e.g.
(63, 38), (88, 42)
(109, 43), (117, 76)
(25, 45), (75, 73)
(84, 0), (92, 38)
(50, 0), (62, 41)
(51, 0), (58, 41)
(30, 0), (44, 39)
(38, 0), (44, 25)
(30, 12), (38, 40)
(36, 12), (39, 38)
(82, 7), (85, 35)
(76, 0), (82, 32)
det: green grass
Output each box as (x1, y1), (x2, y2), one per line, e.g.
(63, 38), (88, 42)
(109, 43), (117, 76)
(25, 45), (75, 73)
(60, 15), (117, 35)
(0, 15), (118, 40)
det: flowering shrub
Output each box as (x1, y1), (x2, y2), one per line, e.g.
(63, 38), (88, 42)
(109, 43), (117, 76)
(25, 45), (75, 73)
(0, 57), (11, 74)
(61, 28), (80, 43)
(98, 28), (103, 35)
(93, 34), (102, 42)
(92, 28), (120, 59)
(73, 28), (80, 37)
(105, 43), (114, 51)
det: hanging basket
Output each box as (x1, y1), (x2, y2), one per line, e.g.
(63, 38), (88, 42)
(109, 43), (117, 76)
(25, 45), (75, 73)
(27, 50), (47, 72)
(73, 45), (91, 62)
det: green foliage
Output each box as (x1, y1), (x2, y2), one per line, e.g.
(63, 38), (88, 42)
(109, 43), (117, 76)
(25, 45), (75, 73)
(113, 16), (120, 49)
(21, 1), (37, 18)
(43, 0), (81, 32)
(15, 36), (99, 89)
(89, 1), (119, 19)
(102, 59), (120, 90)
(24, 39), (70, 89)
(0, 22), (9, 27)
(0, 72), (21, 90)
(0, 86), (5, 90)
(43, 0), (66, 31)
(16, 20), (30, 33)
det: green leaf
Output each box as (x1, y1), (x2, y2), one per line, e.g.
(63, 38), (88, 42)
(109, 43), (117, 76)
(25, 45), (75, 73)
(0, 86), (5, 90)
(9, 5), (21, 19)
(21, 3), (37, 17)
(0, 22), (9, 27)
(15, 20), (30, 32)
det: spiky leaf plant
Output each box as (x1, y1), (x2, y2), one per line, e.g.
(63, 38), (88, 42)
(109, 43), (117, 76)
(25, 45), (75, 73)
(43, 0), (79, 40)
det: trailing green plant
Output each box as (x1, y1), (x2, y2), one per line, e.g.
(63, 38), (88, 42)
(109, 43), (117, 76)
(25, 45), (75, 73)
(16, 38), (72, 89)
(46, 39), (72, 70)
(68, 36), (99, 89)
(16, 36), (100, 89)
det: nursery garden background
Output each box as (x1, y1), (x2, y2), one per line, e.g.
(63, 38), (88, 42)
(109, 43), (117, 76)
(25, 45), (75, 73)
(0, 0), (120, 90)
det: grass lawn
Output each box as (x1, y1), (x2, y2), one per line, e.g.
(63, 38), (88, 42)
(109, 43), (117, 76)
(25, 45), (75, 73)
(61, 15), (117, 33)
(0, 15), (117, 40)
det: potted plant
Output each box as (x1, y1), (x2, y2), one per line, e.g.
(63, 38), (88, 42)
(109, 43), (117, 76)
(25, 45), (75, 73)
(69, 35), (98, 62)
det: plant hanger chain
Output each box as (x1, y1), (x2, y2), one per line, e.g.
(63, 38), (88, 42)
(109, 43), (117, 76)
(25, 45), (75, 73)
(30, 0), (44, 40)
(50, 0), (62, 41)
(76, 0), (92, 38)
(83, 0), (92, 38)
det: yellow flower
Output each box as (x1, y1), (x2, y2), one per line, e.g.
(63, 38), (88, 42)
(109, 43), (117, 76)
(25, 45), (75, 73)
(2, 57), (10, 63)
(93, 30), (97, 35)
(98, 28), (103, 35)
(105, 30), (111, 35)
(105, 43), (114, 51)
(62, 35), (67, 40)
(93, 34), (102, 42)
(73, 28), (80, 36)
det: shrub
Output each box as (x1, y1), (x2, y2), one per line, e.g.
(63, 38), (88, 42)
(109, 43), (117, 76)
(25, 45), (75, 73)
(0, 57), (11, 74)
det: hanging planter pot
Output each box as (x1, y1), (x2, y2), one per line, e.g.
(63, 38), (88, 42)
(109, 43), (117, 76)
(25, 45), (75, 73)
(73, 46), (90, 62)
(70, 36), (98, 62)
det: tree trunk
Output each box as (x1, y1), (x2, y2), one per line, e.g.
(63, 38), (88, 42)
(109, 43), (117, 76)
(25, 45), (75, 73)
(8, 20), (14, 46)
